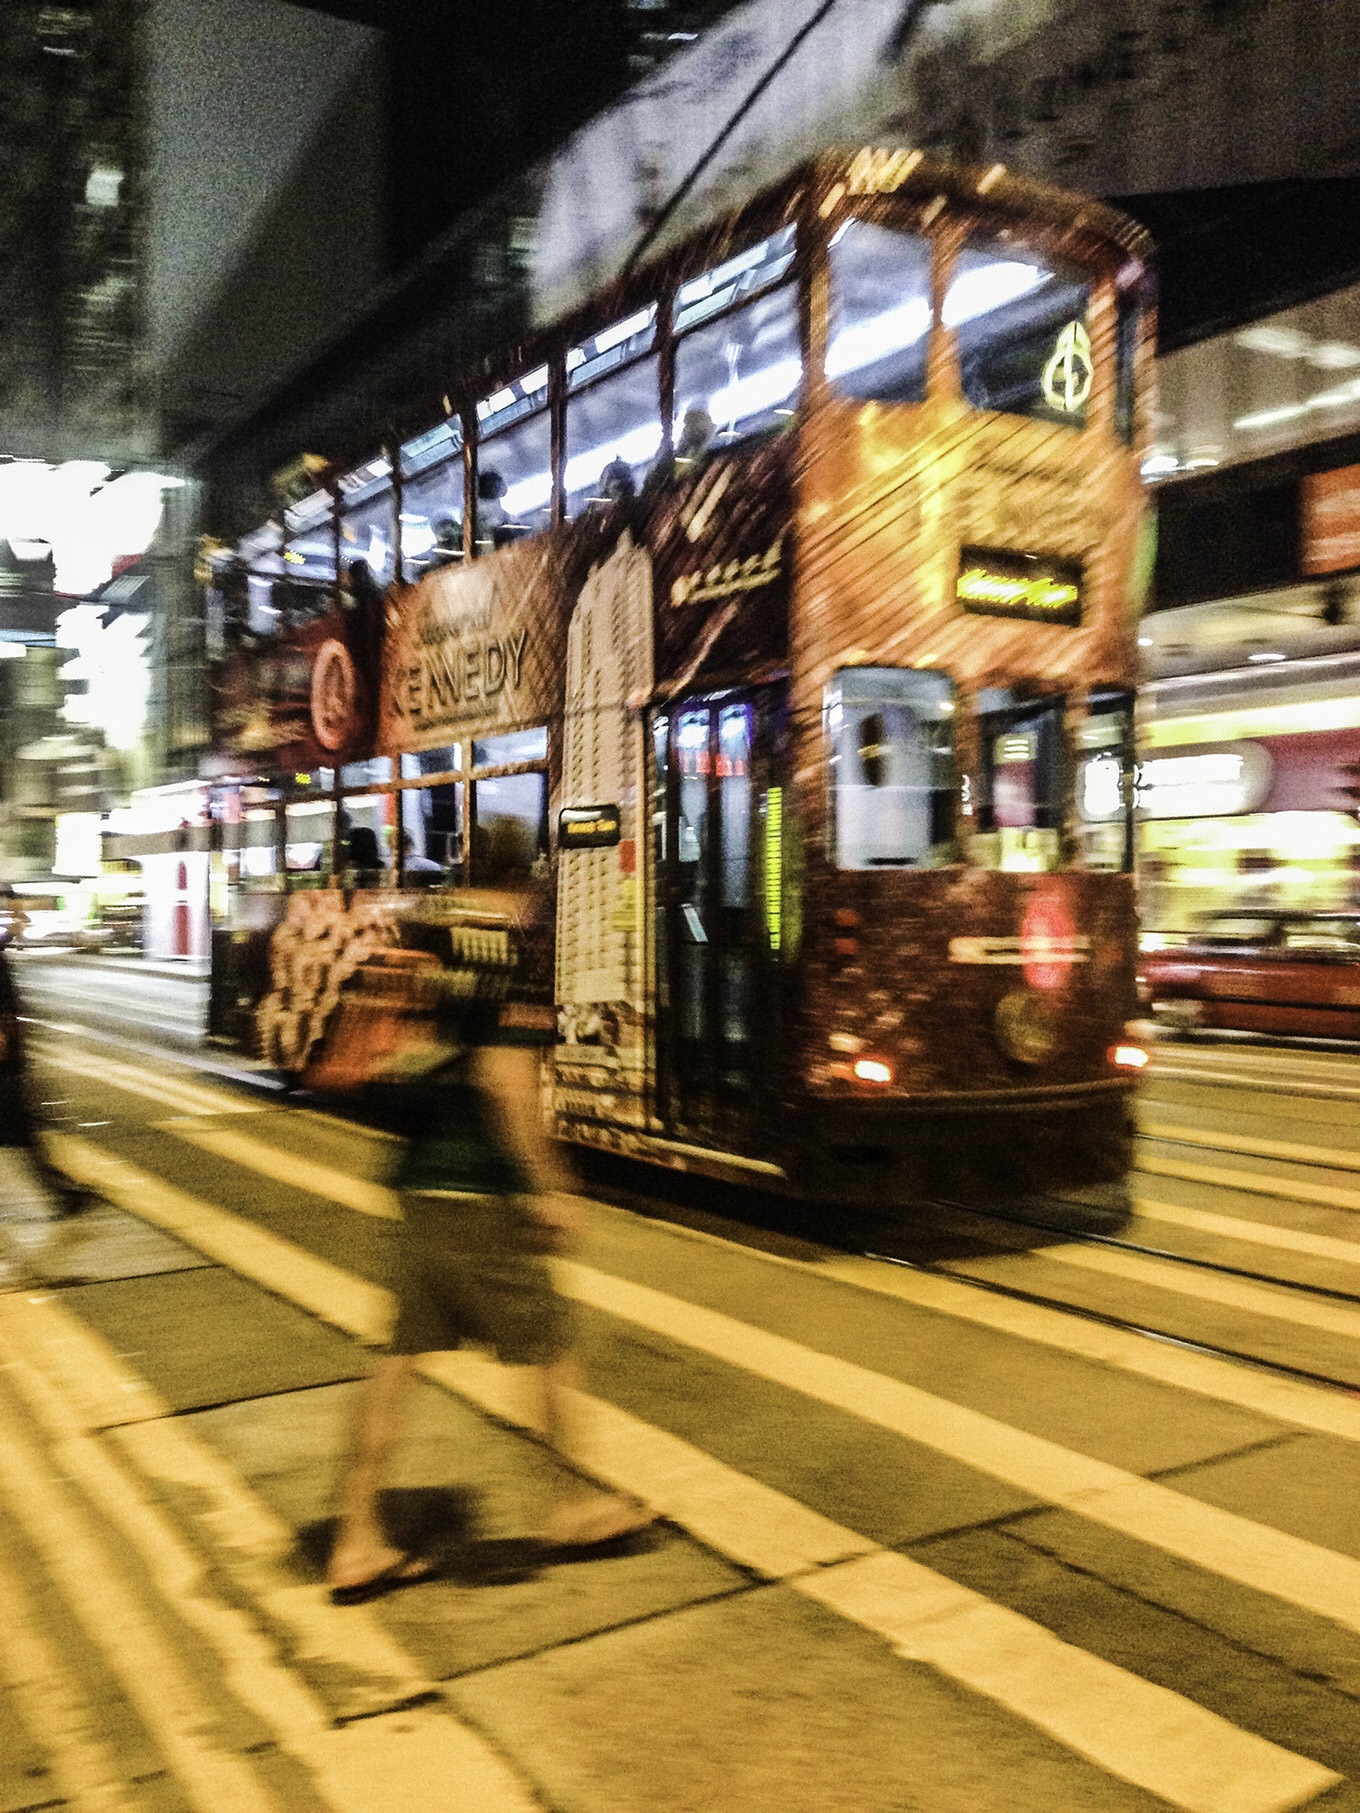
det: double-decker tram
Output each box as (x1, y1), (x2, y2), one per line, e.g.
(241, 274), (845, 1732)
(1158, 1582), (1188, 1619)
(207, 147), (1154, 1216)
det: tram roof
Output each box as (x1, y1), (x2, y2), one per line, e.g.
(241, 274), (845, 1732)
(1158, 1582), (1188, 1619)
(403, 147), (1151, 441)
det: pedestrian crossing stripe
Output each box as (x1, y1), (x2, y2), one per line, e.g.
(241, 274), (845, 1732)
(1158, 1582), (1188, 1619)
(3, 1207), (1341, 1813)
(51, 1128), (1360, 1641)
(1141, 1118), (1360, 1176)
(946, 1238), (1360, 1341)
(42, 1132), (1360, 1809)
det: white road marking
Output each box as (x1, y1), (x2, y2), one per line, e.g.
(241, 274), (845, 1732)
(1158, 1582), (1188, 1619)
(0, 1292), (547, 1813)
(1134, 1196), (1360, 1269)
(0, 1526), (141, 1812)
(1138, 1149), (1360, 1214)
(801, 1552), (1338, 1813)
(38, 1136), (1343, 1813)
(1141, 1118), (1360, 1176)
(55, 1135), (1360, 1626)
(817, 1252), (1360, 1446)
(560, 1259), (1360, 1638)
(39, 1049), (263, 1120)
(0, 1291), (437, 1724)
(951, 1240), (1360, 1343)
(0, 1372), (284, 1813)
(50, 1135), (392, 1341)
(165, 1125), (401, 1220)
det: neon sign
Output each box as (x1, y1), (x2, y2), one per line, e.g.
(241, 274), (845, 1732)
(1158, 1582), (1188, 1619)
(956, 547), (1082, 626)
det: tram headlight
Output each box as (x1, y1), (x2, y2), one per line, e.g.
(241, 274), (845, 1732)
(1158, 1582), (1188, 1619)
(853, 1057), (893, 1085)
(1110, 1043), (1149, 1070)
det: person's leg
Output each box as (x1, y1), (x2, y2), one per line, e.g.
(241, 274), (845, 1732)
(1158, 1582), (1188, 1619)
(327, 1353), (433, 1590)
(534, 1351), (656, 1547)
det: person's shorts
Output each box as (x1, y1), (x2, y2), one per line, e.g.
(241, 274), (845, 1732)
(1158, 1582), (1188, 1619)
(387, 1189), (572, 1366)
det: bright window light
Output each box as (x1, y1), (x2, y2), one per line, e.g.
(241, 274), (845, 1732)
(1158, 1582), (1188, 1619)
(593, 308), (654, 356)
(826, 296), (930, 379)
(943, 261), (1046, 327)
(708, 356), (801, 426)
(853, 1057), (893, 1084)
(502, 418), (663, 517)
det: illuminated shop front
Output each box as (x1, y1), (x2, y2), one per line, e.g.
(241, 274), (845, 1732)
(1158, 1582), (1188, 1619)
(1130, 667), (1360, 935)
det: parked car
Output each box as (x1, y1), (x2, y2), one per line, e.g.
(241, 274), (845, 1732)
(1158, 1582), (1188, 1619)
(1139, 911), (1360, 1040)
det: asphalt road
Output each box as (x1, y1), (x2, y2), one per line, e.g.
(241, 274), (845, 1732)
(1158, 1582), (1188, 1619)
(3, 984), (1360, 1811)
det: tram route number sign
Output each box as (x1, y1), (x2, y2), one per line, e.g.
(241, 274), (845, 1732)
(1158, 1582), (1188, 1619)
(956, 547), (1083, 627)
(559, 804), (621, 850)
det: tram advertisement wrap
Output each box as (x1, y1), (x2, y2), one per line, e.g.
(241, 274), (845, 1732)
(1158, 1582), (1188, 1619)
(259, 445), (795, 1141)
(212, 579), (384, 772)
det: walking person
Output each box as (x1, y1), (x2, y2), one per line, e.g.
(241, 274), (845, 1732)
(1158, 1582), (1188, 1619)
(325, 866), (654, 1604)
(0, 901), (94, 1249)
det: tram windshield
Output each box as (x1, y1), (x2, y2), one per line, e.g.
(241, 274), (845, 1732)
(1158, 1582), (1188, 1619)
(826, 218), (932, 404)
(825, 668), (956, 870)
(950, 237), (1092, 427)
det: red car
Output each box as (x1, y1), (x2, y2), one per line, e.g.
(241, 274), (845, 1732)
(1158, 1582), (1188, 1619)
(1139, 911), (1360, 1040)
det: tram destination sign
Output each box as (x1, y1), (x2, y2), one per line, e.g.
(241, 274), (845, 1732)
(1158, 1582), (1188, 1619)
(558, 804), (621, 849)
(956, 547), (1083, 628)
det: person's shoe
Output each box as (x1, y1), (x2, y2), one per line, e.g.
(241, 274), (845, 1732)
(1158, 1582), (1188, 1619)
(328, 1551), (440, 1605)
(537, 1493), (660, 1561)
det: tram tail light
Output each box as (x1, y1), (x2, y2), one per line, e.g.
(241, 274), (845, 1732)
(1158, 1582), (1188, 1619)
(1109, 1042), (1149, 1070)
(853, 1057), (894, 1085)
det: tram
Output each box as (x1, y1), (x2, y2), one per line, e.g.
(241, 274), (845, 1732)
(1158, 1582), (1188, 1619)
(207, 148), (1155, 1214)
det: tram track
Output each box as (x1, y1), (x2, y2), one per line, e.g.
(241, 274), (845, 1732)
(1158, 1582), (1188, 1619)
(876, 1104), (1360, 1401)
(864, 1242), (1360, 1399)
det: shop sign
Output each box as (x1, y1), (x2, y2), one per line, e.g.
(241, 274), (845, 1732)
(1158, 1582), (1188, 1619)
(558, 804), (621, 849)
(956, 547), (1082, 626)
(1301, 464), (1360, 575)
(1135, 742), (1273, 819)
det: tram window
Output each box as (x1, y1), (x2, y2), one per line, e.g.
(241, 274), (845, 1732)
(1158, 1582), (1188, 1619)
(275, 578), (333, 627)
(972, 693), (1065, 873)
(400, 745), (460, 779)
(281, 533), (335, 585)
(339, 795), (394, 879)
(341, 757), (392, 788)
(825, 668), (956, 871)
(826, 219), (932, 404)
(949, 238), (1092, 428)
(564, 354), (662, 517)
(285, 800), (333, 879)
(674, 282), (801, 457)
(675, 226), (795, 336)
(568, 305), (657, 392)
(400, 779), (462, 881)
(472, 772), (548, 882)
(283, 490), (335, 583)
(340, 500), (395, 587)
(246, 573), (282, 635)
(400, 459), (465, 576)
(1074, 691), (1134, 872)
(475, 407), (552, 551)
(472, 726), (548, 768)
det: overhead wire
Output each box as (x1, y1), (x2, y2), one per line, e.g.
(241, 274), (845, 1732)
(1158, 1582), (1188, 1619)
(621, 0), (934, 283)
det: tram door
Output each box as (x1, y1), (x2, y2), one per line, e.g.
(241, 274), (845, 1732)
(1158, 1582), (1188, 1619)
(654, 689), (784, 1148)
